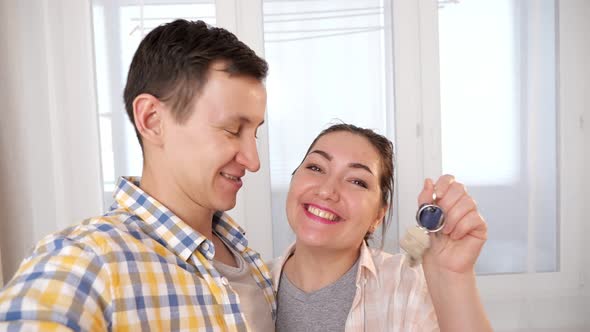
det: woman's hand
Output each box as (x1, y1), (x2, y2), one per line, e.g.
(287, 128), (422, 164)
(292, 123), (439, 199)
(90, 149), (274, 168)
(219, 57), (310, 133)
(418, 175), (493, 331)
(419, 175), (487, 274)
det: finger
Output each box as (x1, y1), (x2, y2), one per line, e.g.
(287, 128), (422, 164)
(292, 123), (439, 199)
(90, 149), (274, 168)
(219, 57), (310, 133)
(437, 181), (467, 215)
(418, 178), (435, 206)
(434, 174), (456, 201)
(440, 190), (473, 234)
(450, 210), (487, 241)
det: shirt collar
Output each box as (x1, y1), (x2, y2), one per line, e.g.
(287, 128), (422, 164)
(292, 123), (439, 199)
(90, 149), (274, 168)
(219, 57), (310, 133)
(357, 240), (379, 286)
(271, 240), (379, 292)
(112, 176), (246, 262)
(212, 211), (249, 252)
(271, 242), (295, 292)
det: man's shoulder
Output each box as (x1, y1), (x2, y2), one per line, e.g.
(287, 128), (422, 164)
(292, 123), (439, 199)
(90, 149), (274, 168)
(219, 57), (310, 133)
(33, 211), (144, 258)
(0, 216), (141, 330)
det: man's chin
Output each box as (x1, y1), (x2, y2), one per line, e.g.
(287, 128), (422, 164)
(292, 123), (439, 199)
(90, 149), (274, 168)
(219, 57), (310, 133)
(215, 198), (237, 213)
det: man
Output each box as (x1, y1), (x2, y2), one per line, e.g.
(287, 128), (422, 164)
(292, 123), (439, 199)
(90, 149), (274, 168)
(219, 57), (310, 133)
(0, 19), (275, 331)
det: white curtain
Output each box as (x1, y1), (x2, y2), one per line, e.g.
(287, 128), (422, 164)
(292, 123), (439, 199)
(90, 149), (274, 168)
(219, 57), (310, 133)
(0, 0), (102, 282)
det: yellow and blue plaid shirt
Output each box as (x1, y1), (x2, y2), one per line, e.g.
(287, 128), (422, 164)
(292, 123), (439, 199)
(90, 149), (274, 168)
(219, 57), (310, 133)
(0, 177), (276, 331)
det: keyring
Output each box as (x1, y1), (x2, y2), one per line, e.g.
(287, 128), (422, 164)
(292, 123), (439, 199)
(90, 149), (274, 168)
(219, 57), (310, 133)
(415, 192), (445, 233)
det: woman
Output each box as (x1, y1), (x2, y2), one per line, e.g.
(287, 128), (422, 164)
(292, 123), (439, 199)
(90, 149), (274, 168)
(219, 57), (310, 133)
(272, 124), (492, 331)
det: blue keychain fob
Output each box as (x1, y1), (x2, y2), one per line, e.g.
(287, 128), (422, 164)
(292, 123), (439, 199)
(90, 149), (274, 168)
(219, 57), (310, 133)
(416, 203), (445, 232)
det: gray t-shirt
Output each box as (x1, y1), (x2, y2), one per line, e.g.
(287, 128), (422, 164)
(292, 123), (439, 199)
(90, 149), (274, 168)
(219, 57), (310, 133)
(213, 247), (274, 332)
(276, 259), (359, 332)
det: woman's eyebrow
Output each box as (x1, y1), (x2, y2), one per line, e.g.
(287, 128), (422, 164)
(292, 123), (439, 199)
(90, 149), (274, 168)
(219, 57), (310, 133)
(348, 163), (374, 175)
(309, 150), (374, 175)
(309, 150), (332, 161)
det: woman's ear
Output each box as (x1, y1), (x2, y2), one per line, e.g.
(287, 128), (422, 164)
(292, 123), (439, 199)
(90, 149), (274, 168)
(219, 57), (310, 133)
(133, 94), (164, 148)
(371, 204), (388, 232)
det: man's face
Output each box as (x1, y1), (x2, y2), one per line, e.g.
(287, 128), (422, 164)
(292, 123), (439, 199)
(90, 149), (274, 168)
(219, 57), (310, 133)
(160, 64), (266, 212)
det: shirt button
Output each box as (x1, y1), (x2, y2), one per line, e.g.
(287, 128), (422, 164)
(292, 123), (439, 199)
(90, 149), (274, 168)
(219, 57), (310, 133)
(221, 277), (229, 286)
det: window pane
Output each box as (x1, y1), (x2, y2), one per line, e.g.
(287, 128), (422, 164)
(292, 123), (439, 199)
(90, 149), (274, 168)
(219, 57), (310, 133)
(263, 0), (395, 256)
(438, 0), (557, 274)
(91, 1), (216, 209)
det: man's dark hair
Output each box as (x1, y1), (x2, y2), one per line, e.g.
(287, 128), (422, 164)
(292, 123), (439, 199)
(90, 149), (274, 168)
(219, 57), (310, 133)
(123, 19), (268, 146)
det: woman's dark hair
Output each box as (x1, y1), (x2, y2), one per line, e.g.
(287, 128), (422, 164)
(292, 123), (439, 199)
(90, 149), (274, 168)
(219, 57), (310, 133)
(123, 19), (268, 147)
(296, 123), (395, 247)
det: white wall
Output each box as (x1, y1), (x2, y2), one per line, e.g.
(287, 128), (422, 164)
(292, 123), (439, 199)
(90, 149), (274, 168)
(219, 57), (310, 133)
(0, 0), (103, 283)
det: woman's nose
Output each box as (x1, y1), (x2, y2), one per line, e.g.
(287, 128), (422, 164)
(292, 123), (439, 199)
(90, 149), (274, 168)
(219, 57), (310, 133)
(316, 178), (340, 201)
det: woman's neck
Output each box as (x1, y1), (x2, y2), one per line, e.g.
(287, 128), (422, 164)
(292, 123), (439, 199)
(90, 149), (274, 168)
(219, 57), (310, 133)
(283, 243), (361, 293)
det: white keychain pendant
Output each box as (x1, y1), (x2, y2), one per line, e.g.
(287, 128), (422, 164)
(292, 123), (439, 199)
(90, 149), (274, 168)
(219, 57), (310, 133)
(400, 193), (445, 267)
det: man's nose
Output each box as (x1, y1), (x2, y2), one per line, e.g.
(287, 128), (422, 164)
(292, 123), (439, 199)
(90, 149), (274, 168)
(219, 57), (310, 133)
(236, 137), (260, 172)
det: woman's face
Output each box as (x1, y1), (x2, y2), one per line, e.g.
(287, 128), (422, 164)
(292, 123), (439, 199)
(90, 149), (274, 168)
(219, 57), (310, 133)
(286, 131), (386, 252)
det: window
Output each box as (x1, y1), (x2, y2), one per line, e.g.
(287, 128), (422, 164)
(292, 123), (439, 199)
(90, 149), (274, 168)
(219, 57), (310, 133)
(92, 0), (562, 274)
(261, 0), (396, 255)
(92, 0), (216, 208)
(438, 0), (557, 274)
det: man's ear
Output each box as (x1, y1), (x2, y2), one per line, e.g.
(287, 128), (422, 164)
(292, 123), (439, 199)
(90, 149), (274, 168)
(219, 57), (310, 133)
(133, 93), (164, 147)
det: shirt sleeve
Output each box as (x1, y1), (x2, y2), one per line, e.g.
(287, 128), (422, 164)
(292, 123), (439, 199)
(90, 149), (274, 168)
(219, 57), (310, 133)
(388, 259), (440, 332)
(415, 286), (440, 332)
(410, 267), (440, 332)
(0, 239), (111, 332)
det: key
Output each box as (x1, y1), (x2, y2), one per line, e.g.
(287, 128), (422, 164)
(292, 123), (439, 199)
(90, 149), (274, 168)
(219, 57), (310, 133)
(400, 193), (445, 266)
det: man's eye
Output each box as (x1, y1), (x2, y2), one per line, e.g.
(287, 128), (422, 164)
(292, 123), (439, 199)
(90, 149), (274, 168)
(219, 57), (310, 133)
(225, 129), (240, 136)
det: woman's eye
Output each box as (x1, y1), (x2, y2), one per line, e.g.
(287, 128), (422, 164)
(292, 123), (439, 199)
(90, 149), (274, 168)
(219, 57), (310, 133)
(305, 164), (322, 173)
(351, 179), (368, 188)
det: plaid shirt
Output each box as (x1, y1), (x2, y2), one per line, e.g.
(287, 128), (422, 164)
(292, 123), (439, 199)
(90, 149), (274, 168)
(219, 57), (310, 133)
(271, 242), (439, 332)
(0, 177), (276, 331)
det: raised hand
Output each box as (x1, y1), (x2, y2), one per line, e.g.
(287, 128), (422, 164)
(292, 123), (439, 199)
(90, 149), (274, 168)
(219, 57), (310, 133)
(419, 175), (487, 274)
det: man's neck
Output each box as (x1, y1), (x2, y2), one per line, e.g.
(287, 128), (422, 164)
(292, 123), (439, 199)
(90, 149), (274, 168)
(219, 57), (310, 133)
(139, 167), (215, 239)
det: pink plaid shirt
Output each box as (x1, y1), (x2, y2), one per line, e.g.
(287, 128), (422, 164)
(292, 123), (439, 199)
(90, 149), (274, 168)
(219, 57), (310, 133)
(272, 242), (439, 332)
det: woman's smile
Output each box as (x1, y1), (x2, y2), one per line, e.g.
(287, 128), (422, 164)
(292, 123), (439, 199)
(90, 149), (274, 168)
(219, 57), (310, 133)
(303, 203), (342, 224)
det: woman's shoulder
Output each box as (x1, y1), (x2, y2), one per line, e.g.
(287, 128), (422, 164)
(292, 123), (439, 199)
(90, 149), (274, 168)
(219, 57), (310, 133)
(366, 246), (406, 267)
(266, 252), (293, 289)
(266, 257), (281, 272)
(365, 247), (426, 283)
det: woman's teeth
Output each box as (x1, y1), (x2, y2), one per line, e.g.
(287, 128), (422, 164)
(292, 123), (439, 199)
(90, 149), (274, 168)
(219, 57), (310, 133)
(307, 205), (338, 221)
